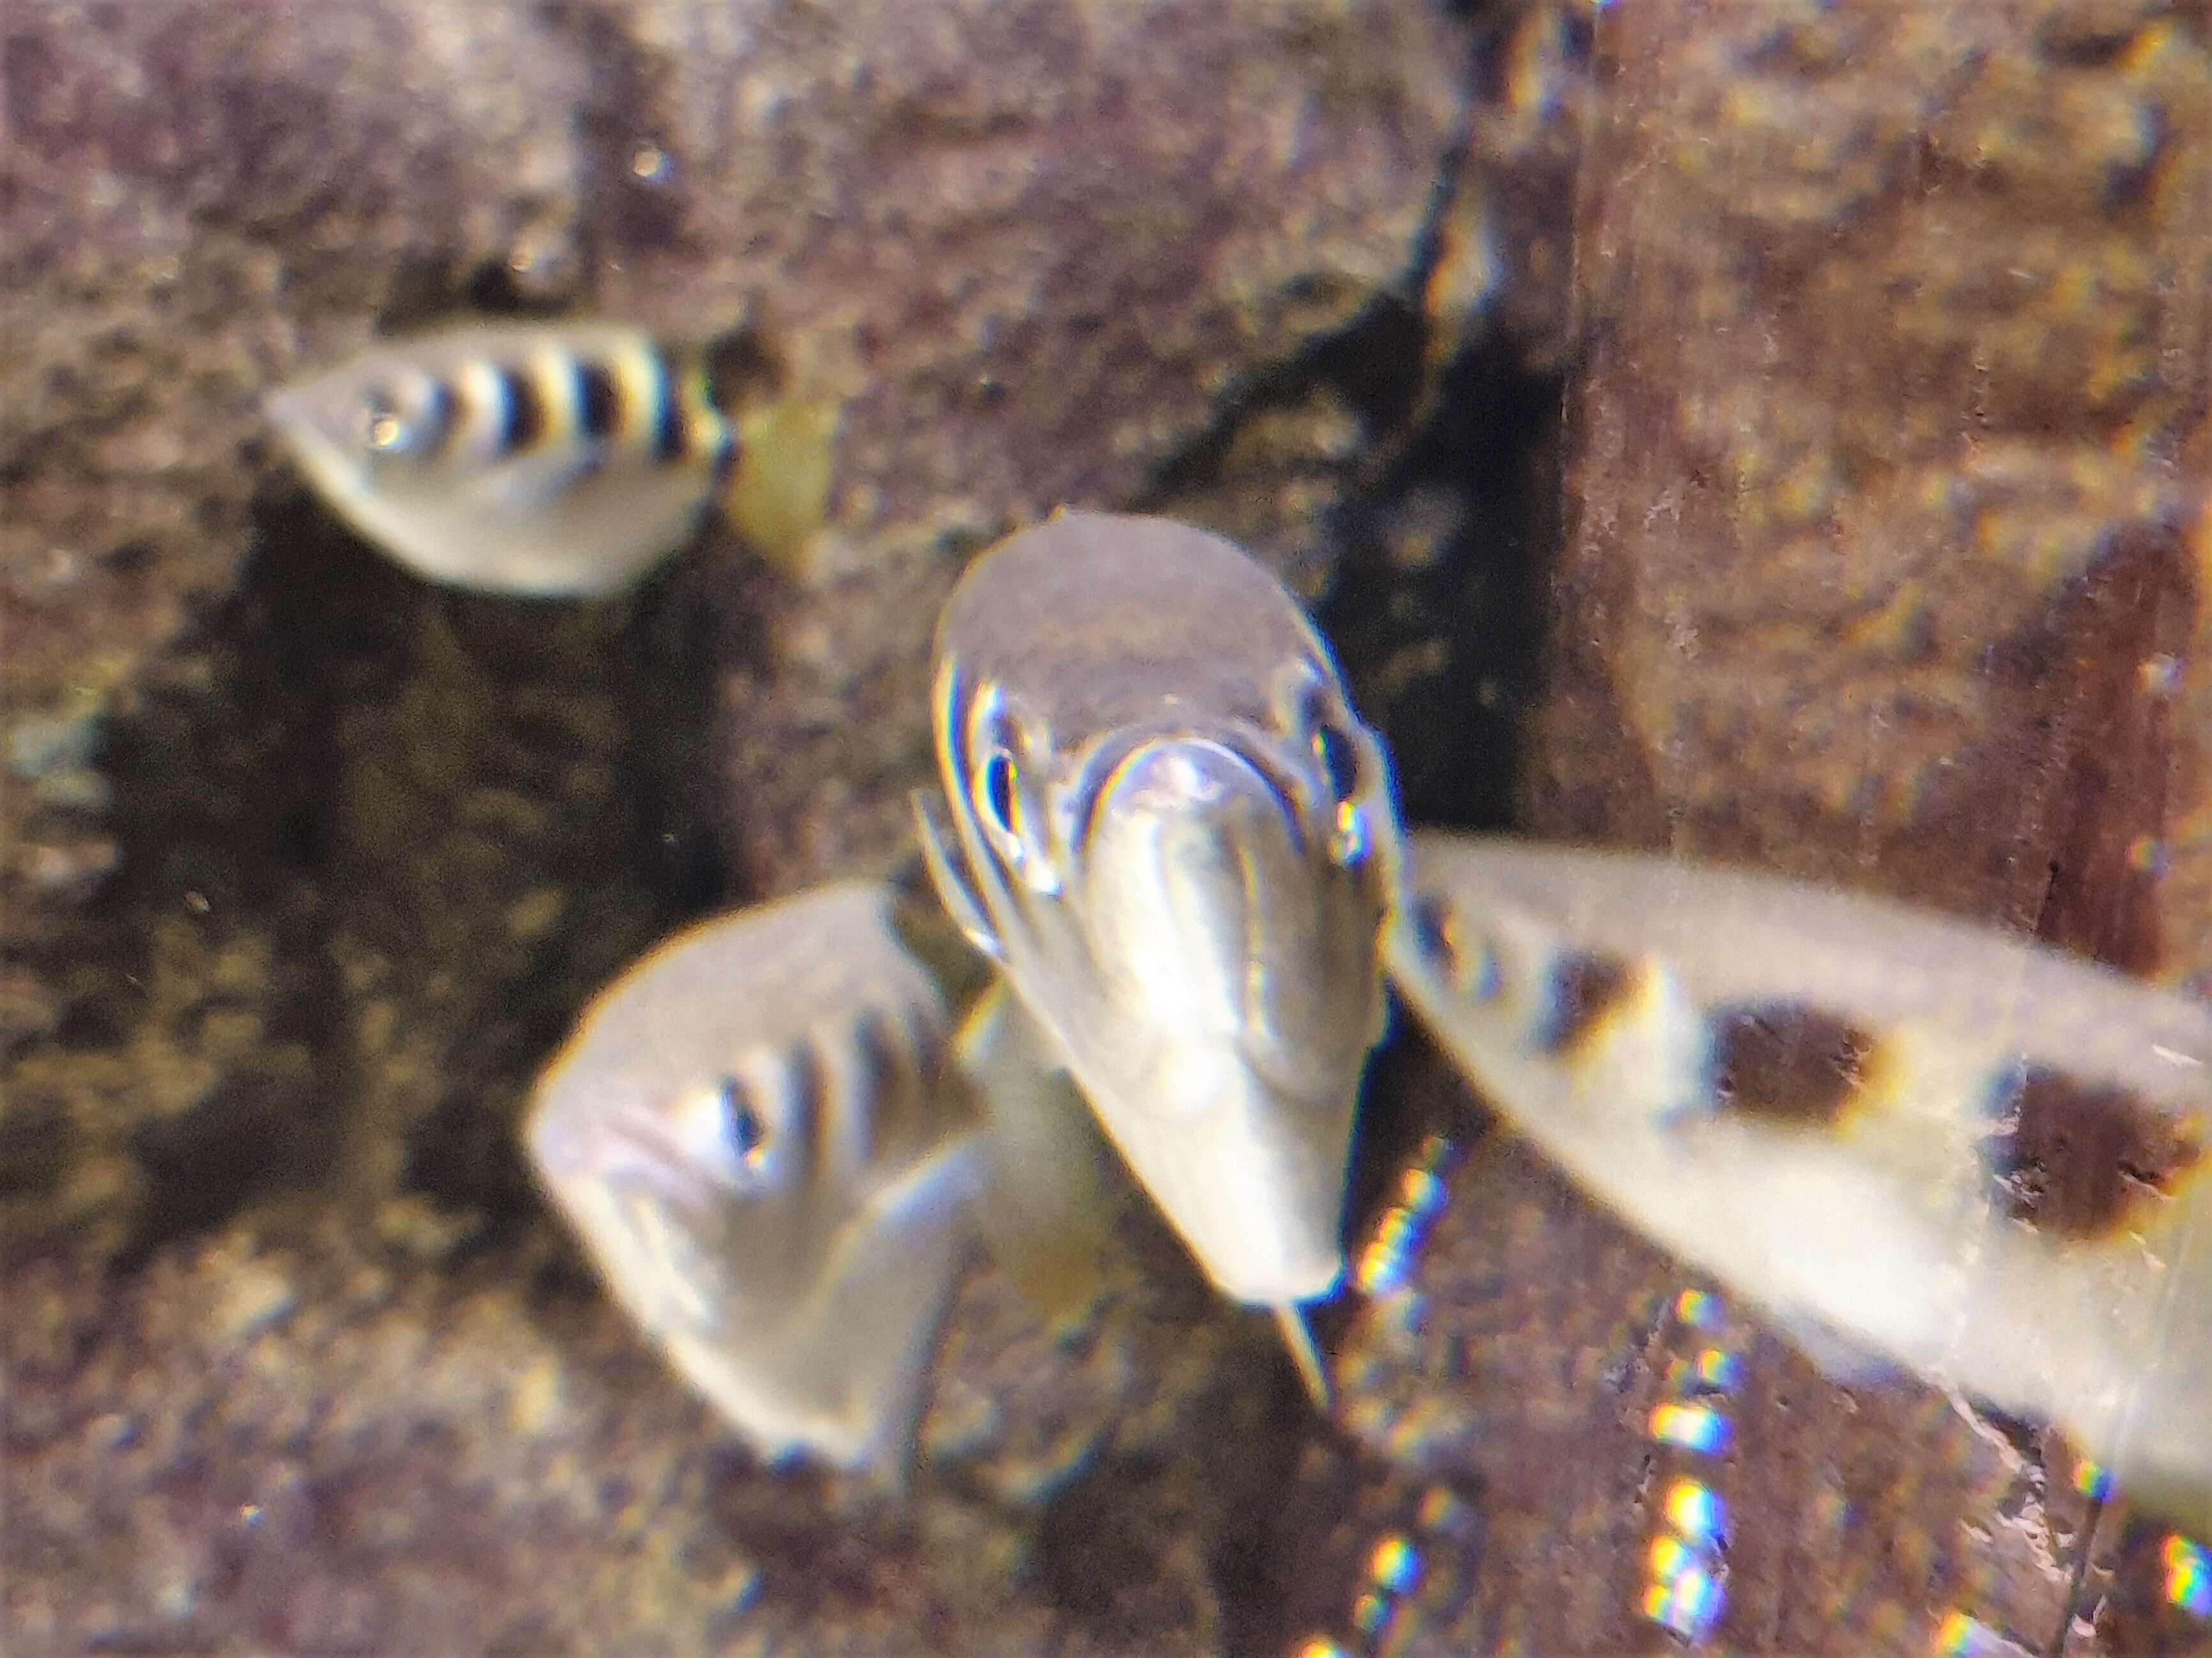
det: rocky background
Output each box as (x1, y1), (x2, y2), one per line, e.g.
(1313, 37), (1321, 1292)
(2, 0), (2208, 1654)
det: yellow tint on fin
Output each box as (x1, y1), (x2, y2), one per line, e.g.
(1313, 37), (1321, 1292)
(956, 982), (1115, 1328)
(729, 398), (841, 582)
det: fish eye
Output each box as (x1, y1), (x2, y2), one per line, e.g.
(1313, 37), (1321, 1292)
(1314, 722), (1362, 803)
(719, 1075), (769, 1171)
(981, 749), (1019, 842)
(358, 386), (409, 454)
(975, 741), (1067, 895)
(963, 688), (1062, 895)
(1293, 674), (1365, 803)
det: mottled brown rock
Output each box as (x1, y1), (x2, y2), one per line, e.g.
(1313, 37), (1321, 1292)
(35, 0), (2202, 1650)
(1529, 0), (2212, 969)
(1426, 0), (1591, 377)
(1, 0), (590, 928)
(3, 1177), (1316, 1655)
(665, 0), (1474, 892)
(0, 0), (1484, 1652)
(0, 0), (1472, 900)
(1477, 0), (2212, 1651)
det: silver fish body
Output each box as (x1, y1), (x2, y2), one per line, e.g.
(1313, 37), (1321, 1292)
(1390, 833), (2212, 1540)
(511, 505), (2212, 1541)
(266, 321), (734, 596)
(917, 511), (1402, 1308)
(525, 880), (985, 1476)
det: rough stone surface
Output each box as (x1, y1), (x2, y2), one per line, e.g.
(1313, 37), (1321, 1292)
(5, 1194), (1312, 1655)
(0, 0), (1501, 1653)
(1530, 0), (2212, 973)
(1453, 0), (2212, 1652)
(677, 0), (1477, 892)
(13, 0), (2205, 1652)
(0, 0), (1472, 904)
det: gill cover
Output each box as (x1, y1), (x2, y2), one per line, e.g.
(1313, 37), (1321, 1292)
(917, 511), (1402, 1307)
(525, 881), (984, 1478)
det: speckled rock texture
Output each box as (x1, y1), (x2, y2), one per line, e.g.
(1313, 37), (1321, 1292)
(1396, 0), (2211, 1654)
(8, 0), (2210, 1652)
(0, 0), (1473, 907)
(1, 0), (1505, 1652)
(1529, 0), (2212, 968)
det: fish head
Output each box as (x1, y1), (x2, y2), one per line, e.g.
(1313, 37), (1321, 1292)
(525, 881), (986, 1475)
(526, 883), (970, 1330)
(265, 350), (456, 493)
(917, 512), (1402, 1305)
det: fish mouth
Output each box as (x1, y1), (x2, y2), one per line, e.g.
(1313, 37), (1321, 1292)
(1055, 1030), (1359, 1306)
(535, 1103), (738, 1229)
(1195, 1068), (1361, 1303)
(978, 730), (1382, 1306)
(1077, 738), (1304, 1005)
(261, 389), (315, 456)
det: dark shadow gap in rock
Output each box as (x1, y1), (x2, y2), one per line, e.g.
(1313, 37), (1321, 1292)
(32, 476), (733, 1268)
(1318, 326), (1566, 835)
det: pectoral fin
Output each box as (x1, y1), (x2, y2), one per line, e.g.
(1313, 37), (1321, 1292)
(957, 982), (1116, 1328)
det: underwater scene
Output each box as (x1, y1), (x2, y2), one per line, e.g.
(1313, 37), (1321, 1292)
(3, 0), (2209, 1653)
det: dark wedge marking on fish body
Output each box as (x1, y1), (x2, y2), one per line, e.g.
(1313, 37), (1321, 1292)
(849, 1005), (898, 1101)
(646, 347), (688, 463)
(896, 998), (949, 1094)
(428, 376), (463, 456)
(1407, 889), (1499, 1003)
(1406, 892), (1459, 975)
(506, 367), (557, 457)
(783, 1035), (832, 1186)
(708, 420), (740, 489)
(574, 359), (622, 442)
(1706, 1001), (1877, 1126)
(847, 1005), (908, 1157)
(1986, 1065), (2206, 1239)
(1536, 949), (1637, 1055)
(484, 367), (544, 457)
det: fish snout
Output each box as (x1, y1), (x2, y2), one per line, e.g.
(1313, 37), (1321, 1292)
(1083, 735), (1385, 1073)
(1080, 739), (1298, 1036)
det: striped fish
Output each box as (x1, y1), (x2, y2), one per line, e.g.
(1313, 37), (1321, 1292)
(265, 321), (735, 596)
(525, 881), (986, 1477)
(1389, 835), (2212, 1541)
(915, 511), (1403, 1396)
(512, 507), (2211, 1542)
